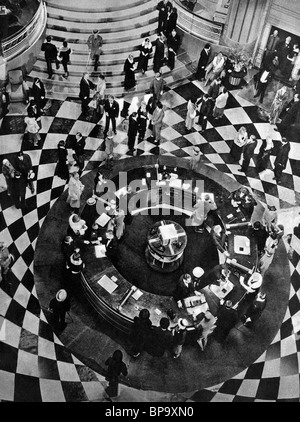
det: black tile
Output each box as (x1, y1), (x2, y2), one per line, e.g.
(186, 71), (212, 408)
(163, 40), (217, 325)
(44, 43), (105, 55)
(232, 395), (255, 402)
(280, 319), (294, 340)
(190, 389), (216, 402)
(245, 362), (264, 379)
(242, 106), (267, 124)
(255, 377), (280, 400)
(26, 294), (41, 316)
(36, 177), (54, 195)
(290, 159), (300, 178)
(173, 82), (203, 102)
(61, 381), (88, 402)
(261, 181), (279, 196)
(171, 149), (190, 158)
(38, 319), (54, 342)
(0, 342), (18, 372)
(219, 379), (243, 395)
(20, 245), (35, 268)
(200, 143), (218, 155)
(27, 222), (40, 245)
(54, 343), (74, 364)
(226, 93), (244, 109)
(37, 203), (51, 221)
(4, 217), (26, 242)
(76, 365), (99, 382)
(48, 117), (76, 134)
(171, 136), (194, 148)
(208, 114), (232, 127)
(50, 185), (66, 202)
(278, 173), (295, 190)
(0, 116), (25, 135)
(19, 328), (38, 354)
(172, 103), (188, 119)
(38, 356), (60, 380)
(45, 99), (64, 116)
(202, 128), (224, 143)
(14, 374), (42, 402)
(39, 149), (58, 165)
(5, 299), (26, 327)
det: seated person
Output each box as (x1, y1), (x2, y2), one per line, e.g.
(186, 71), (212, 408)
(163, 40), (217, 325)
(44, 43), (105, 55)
(173, 273), (202, 309)
(196, 264), (230, 290)
(68, 214), (88, 238)
(211, 224), (229, 256)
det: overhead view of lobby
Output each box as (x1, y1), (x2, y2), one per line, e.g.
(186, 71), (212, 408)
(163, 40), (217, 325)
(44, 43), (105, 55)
(0, 0), (300, 403)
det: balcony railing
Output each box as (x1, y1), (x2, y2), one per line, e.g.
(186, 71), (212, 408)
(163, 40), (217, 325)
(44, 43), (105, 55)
(1, 1), (47, 61)
(174, 0), (223, 44)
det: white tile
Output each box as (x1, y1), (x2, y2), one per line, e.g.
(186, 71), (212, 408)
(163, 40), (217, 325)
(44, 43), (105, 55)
(22, 311), (40, 336)
(160, 140), (179, 152)
(210, 141), (230, 154)
(16, 350), (39, 377)
(14, 283), (31, 309)
(224, 108), (252, 125)
(57, 361), (81, 382)
(237, 379), (260, 397)
(184, 131), (207, 145)
(42, 133), (67, 150)
(0, 134), (22, 154)
(14, 231), (31, 255)
(36, 190), (52, 208)
(160, 126), (182, 141)
(161, 91), (186, 108)
(85, 136), (102, 151)
(0, 289), (12, 316)
(39, 379), (66, 402)
(38, 337), (57, 361)
(163, 109), (184, 126)
(216, 125), (238, 141)
(0, 370), (15, 401)
(261, 358), (281, 378)
(39, 116), (55, 134)
(280, 336), (298, 358)
(37, 163), (56, 180)
(253, 123), (275, 140)
(55, 101), (82, 120)
(277, 185), (297, 206)
(69, 120), (96, 137)
(278, 375), (300, 399)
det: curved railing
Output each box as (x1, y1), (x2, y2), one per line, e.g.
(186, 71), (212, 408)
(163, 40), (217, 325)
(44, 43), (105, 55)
(1, 1), (47, 60)
(174, 0), (223, 44)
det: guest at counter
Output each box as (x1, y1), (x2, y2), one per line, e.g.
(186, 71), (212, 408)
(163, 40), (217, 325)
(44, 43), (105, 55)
(66, 248), (85, 276)
(150, 317), (173, 357)
(68, 214), (88, 239)
(196, 264), (230, 291)
(213, 300), (238, 343)
(130, 308), (152, 358)
(241, 291), (267, 328)
(101, 230), (119, 263)
(61, 235), (75, 260)
(259, 225), (284, 276)
(239, 271), (262, 304)
(190, 197), (211, 233)
(171, 318), (189, 358)
(250, 222), (269, 257)
(173, 273), (201, 307)
(194, 311), (217, 351)
(94, 169), (108, 197)
(210, 225), (229, 256)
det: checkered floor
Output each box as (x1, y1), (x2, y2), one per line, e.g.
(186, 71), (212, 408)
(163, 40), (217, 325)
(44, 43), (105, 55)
(1, 76), (300, 402)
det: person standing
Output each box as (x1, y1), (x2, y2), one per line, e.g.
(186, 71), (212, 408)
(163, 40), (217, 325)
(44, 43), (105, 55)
(49, 289), (71, 331)
(66, 172), (85, 214)
(167, 28), (180, 71)
(41, 35), (60, 79)
(171, 318), (188, 358)
(156, 0), (170, 34)
(123, 54), (136, 91)
(269, 85), (289, 125)
(195, 311), (217, 351)
(152, 101), (165, 144)
(15, 151), (35, 195)
(150, 72), (166, 105)
(94, 73), (106, 116)
(189, 145), (202, 171)
(56, 140), (69, 180)
(151, 317), (173, 357)
(130, 308), (152, 358)
(104, 95), (119, 136)
(254, 68), (273, 104)
(0, 241), (14, 291)
(105, 350), (128, 398)
(31, 77), (46, 116)
(79, 72), (96, 116)
(198, 93), (212, 132)
(153, 33), (166, 73)
(205, 52), (225, 86)
(2, 158), (15, 197)
(24, 110), (41, 148)
(207, 77), (222, 104)
(230, 126), (248, 162)
(72, 132), (86, 159)
(241, 291), (267, 328)
(256, 136), (274, 173)
(127, 112), (139, 154)
(137, 100), (148, 142)
(87, 29), (103, 72)
(196, 43), (211, 81)
(58, 40), (72, 79)
(213, 87), (228, 119)
(263, 29), (280, 69)
(273, 137), (290, 184)
(250, 221), (269, 257)
(164, 5), (178, 37)
(185, 98), (197, 131)
(213, 300), (238, 343)
(138, 38), (153, 74)
(238, 134), (258, 173)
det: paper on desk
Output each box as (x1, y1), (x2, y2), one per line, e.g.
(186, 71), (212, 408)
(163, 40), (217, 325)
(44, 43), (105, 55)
(98, 275), (118, 294)
(95, 244), (106, 258)
(96, 213), (111, 227)
(132, 289), (143, 300)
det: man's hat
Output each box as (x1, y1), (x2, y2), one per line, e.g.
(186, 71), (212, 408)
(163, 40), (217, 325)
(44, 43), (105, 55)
(56, 289), (67, 302)
(177, 318), (189, 329)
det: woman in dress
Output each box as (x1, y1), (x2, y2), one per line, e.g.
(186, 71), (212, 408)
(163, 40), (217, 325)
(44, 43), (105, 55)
(138, 38), (153, 74)
(137, 100), (148, 142)
(31, 77), (46, 115)
(269, 85), (289, 125)
(58, 40), (72, 79)
(95, 74), (106, 116)
(56, 140), (69, 180)
(2, 158), (15, 197)
(123, 55), (136, 91)
(291, 50), (300, 82)
(185, 98), (197, 131)
(256, 136), (274, 173)
(205, 52), (225, 86)
(24, 109), (41, 147)
(66, 172), (85, 214)
(230, 126), (248, 162)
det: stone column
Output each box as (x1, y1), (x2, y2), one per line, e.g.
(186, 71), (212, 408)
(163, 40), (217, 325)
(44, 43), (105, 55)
(221, 0), (270, 55)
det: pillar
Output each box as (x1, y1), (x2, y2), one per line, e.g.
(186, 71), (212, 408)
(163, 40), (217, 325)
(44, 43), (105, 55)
(221, 0), (269, 56)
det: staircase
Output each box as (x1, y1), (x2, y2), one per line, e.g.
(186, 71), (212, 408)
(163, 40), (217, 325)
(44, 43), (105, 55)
(28, 0), (195, 100)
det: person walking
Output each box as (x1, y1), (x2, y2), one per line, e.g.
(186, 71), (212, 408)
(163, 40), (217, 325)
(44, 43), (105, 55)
(195, 311), (217, 351)
(105, 350), (128, 398)
(167, 28), (180, 71)
(2, 158), (15, 197)
(137, 38), (153, 74)
(273, 137), (290, 184)
(24, 109), (41, 148)
(152, 101), (165, 145)
(205, 52), (225, 86)
(150, 72), (166, 105)
(137, 100), (148, 142)
(213, 87), (228, 119)
(104, 95), (119, 136)
(250, 221), (269, 257)
(189, 145), (202, 171)
(156, 0), (171, 34)
(238, 134), (258, 173)
(256, 136), (274, 173)
(41, 35), (60, 79)
(66, 172), (85, 214)
(127, 112), (139, 154)
(79, 72), (96, 116)
(196, 44), (211, 81)
(153, 33), (166, 73)
(171, 318), (188, 358)
(31, 77), (46, 116)
(207, 77), (222, 103)
(213, 300), (238, 343)
(49, 289), (71, 331)
(164, 5), (178, 37)
(123, 54), (137, 91)
(198, 94), (212, 132)
(58, 40), (72, 79)
(56, 140), (69, 180)
(15, 151), (35, 195)
(87, 29), (103, 72)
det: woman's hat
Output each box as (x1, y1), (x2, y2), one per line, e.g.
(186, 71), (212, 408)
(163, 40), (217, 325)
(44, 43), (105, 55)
(56, 289), (67, 302)
(177, 318), (189, 330)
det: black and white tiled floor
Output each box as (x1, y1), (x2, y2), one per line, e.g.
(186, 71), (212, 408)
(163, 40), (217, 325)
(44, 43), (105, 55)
(1, 77), (300, 402)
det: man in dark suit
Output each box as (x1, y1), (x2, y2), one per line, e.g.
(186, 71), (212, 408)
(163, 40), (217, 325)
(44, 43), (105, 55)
(167, 29), (180, 71)
(79, 72), (96, 116)
(102, 230), (118, 262)
(213, 300), (238, 343)
(127, 112), (139, 154)
(277, 36), (292, 75)
(196, 43), (211, 81)
(156, 0), (171, 34)
(276, 94), (300, 137)
(238, 135), (258, 173)
(249, 221), (268, 257)
(104, 95), (119, 136)
(173, 273), (197, 305)
(198, 94), (212, 132)
(254, 68), (273, 104)
(196, 264), (229, 290)
(73, 132), (86, 158)
(273, 137), (290, 184)
(41, 35), (60, 79)
(263, 29), (280, 68)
